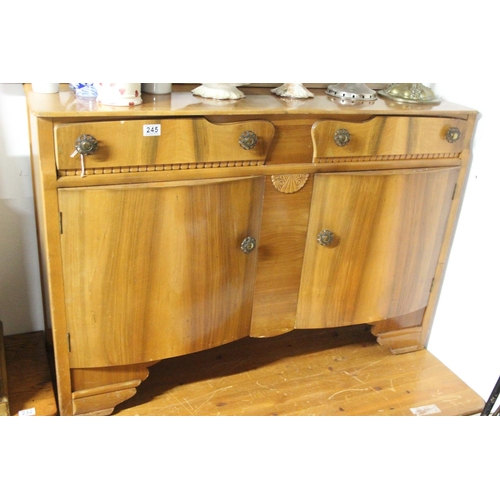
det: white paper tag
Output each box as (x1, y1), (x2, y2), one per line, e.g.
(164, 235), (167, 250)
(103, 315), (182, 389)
(143, 124), (161, 136)
(18, 407), (36, 416)
(410, 404), (441, 416)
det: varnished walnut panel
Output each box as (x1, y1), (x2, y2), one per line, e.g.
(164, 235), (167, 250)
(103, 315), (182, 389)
(59, 176), (265, 368)
(371, 308), (426, 335)
(250, 176), (313, 337)
(296, 167), (460, 328)
(264, 118), (315, 164)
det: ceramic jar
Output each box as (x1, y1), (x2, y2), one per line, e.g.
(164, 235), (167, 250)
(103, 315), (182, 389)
(95, 83), (142, 106)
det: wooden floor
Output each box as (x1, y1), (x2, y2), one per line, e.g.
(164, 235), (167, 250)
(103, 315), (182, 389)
(2, 325), (484, 416)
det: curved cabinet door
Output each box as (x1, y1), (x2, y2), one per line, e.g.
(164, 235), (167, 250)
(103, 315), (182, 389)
(59, 176), (265, 368)
(296, 167), (459, 328)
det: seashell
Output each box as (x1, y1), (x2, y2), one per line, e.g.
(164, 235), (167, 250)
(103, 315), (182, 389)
(271, 174), (310, 193)
(192, 83), (250, 100)
(272, 83), (314, 99)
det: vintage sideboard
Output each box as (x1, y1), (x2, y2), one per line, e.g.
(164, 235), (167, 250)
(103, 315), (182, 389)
(25, 84), (477, 415)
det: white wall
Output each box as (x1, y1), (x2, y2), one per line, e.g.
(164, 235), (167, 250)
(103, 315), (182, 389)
(428, 83), (500, 404)
(0, 82), (498, 403)
(0, 83), (44, 335)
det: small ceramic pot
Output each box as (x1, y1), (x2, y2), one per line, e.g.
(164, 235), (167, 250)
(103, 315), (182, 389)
(95, 83), (142, 106)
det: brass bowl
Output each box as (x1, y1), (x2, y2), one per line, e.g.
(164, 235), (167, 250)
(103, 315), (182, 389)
(378, 83), (440, 104)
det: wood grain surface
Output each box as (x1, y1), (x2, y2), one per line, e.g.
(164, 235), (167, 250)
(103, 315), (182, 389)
(3, 328), (484, 416)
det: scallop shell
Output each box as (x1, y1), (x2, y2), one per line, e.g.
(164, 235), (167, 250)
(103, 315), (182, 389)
(272, 83), (314, 99)
(192, 83), (250, 100)
(271, 174), (310, 193)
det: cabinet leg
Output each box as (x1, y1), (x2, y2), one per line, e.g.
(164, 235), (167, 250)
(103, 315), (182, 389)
(370, 309), (426, 354)
(70, 363), (154, 416)
(371, 326), (423, 354)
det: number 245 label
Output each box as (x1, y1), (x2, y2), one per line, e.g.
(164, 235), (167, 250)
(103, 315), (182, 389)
(143, 124), (161, 136)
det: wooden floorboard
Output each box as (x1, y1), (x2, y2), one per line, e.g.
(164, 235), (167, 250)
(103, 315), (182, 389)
(3, 325), (484, 416)
(0, 322), (9, 416)
(3, 331), (58, 417)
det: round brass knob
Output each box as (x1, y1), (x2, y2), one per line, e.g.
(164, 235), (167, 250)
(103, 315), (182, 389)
(446, 127), (461, 143)
(317, 229), (335, 246)
(75, 134), (98, 155)
(334, 129), (350, 147)
(239, 131), (258, 150)
(240, 236), (257, 254)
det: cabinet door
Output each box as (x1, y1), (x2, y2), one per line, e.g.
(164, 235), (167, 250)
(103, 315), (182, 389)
(59, 176), (265, 368)
(296, 168), (459, 328)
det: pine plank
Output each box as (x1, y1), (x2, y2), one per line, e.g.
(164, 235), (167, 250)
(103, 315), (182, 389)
(114, 326), (484, 416)
(4, 327), (484, 416)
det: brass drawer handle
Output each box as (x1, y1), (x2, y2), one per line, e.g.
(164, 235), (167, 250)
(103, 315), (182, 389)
(240, 236), (257, 254)
(70, 134), (98, 178)
(334, 128), (350, 147)
(239, 131), (258, 150)
(317, 229), (335, 246)
(74, 134), (98, 155)
(446, 127), (461, 143)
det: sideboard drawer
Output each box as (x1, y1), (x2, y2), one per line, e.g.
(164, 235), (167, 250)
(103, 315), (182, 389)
(312, 116), (466, 162)
(54, 117), (275, 175)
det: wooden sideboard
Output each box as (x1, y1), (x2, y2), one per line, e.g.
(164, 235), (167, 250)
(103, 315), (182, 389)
(25, 84), (477, 416)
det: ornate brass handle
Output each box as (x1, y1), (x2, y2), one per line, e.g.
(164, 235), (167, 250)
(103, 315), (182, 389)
(317, 229), (335, 246)
(239, 131), (258, 150)
(240, 236), (257, 254)
(74, 134), (98, 155)
(446, 127), (461, 143)
(70, 134), (99, 178)
(334, 128), (350, 147)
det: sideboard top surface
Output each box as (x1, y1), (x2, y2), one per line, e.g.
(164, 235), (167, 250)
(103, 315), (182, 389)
(25, 84), (477, 120)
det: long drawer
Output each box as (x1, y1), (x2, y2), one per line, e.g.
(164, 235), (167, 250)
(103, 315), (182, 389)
(54, 117), (275, 175)
(312, 116), (466, 162)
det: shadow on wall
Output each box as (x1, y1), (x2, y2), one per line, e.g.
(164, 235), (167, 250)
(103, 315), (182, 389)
(0, 83), (44, 335)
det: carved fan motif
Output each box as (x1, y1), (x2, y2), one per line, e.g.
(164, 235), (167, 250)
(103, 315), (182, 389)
(271, 174), (309, 193)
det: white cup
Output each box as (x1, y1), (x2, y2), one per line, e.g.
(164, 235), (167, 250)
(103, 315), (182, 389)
(142, 83), (172, 94)
(31, 83), (60, 93)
